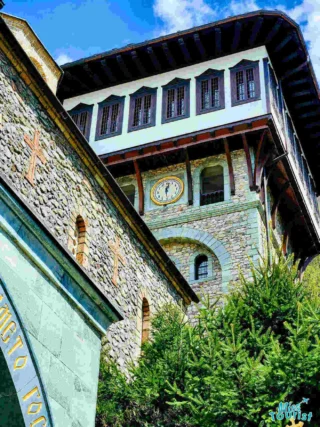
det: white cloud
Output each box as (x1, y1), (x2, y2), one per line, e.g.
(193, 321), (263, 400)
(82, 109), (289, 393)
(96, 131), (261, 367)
(153, 0), (216, 35)
(287, 0), (320, 80)
(55, 53), (73, 66)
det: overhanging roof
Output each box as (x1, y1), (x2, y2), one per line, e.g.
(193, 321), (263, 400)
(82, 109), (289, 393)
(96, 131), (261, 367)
(58, 10), (320, 191)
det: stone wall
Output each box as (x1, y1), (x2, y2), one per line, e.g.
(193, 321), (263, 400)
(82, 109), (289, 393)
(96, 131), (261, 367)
(118, 150), (265, 308)
(0, 44), (187, 373)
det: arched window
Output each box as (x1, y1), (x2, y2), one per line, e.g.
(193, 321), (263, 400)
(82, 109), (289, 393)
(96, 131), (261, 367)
(195, 255), (208, 280)
(141, 298), (150, 344)
(71, 215), (87, 265)
(121, 184), (135, 206)
(200, 166), (224, 206)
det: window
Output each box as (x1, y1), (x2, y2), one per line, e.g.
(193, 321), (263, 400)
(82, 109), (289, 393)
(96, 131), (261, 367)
(121, 184), (135, 206)
(196, 69), (225, 115)
(200, 166), (224, 206)
(68, 103), (93, 140)
(141, 298), (150, 344)
(128, 87), (157, 132)
(95, 95), (125, 140)
(230, 60), (260, 106)
(71, 215), (87, 266)
(195, 255), (208, 280)
(162, 78), (190, 123)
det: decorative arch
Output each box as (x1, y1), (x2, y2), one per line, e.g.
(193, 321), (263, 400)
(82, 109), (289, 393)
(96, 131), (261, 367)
(193, 159), (231, 206)
(153, 227), (232, 292)
(0, 276), (52, 427)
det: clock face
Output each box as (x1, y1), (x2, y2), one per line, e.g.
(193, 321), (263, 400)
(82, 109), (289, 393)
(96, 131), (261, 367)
(151, 176), (184, 205)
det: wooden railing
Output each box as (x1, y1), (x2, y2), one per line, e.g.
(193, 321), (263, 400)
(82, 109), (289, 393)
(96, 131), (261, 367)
(200, 190), (224, 206)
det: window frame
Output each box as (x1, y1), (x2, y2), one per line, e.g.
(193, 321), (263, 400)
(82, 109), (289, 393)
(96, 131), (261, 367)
(195, 69), (225, 115)
(68, 103), (93, 140)
(95, 95), (125, 141)
(128, 86), (157, 132)
(161, 77), (191, 124)
(200, 165), (225, 206)
(230, 60), (261, 107)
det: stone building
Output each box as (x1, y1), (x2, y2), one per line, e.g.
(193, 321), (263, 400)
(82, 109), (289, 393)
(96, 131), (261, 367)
(60, 10), (320, 316)
(0, 10), (197, 427)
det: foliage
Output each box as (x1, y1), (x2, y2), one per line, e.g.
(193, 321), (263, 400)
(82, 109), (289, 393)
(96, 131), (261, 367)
(96, 254), (320, 427)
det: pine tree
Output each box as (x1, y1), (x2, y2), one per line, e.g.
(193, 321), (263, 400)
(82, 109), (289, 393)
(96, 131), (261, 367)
(96, 254), (320, 426)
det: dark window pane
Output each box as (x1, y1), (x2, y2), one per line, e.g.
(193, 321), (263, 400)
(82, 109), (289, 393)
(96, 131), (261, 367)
(201, 79), (209, 110)
(177, 86), (185, 116)
(143, 94), (152, 124)
(236, 70), (245, 101)
(246, 68), (255, 98)
(79, 111), (88, 135)
(167, 88), (175, 118)
(195, 255), (208, 280)
(200, 166), (224, 206)
(133, 97), (143, 127)
(212, 77), (220, 107)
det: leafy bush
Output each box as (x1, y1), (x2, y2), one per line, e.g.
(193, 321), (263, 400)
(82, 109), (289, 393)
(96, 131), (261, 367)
(96, 254), (320, 426)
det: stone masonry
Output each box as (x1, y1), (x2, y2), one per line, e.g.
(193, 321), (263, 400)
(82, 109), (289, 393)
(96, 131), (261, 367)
(117, 149), (281, 315)
(0, 44), (190, 371)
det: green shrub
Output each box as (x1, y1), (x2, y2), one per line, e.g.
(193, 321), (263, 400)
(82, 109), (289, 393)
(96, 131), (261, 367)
(96, 254), (320, 426)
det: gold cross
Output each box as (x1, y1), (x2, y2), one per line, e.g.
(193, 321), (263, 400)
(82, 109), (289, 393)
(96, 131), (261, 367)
(23, 130), (46, 186)
(109, 236), (126, 286)
(286, 418), (304, 427)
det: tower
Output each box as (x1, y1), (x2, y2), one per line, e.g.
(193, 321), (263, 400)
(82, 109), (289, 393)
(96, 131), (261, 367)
(58, 11), (320, 309)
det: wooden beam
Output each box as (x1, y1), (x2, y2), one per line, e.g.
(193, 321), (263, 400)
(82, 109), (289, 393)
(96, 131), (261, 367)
(178, 38), (192, 63)
(116, 54), (132, 79)
(281, 50), (299, 63)
(193, 33), (206, 59)
(232, 21), (242, 51)
(280, 60), (308, 81)
(146, 47), (161, 72)
(162, 42), (176, 68)
(287, 78), (308, 87)
(249, 17), (263, 46)
(215, 28), (222, 56)
(185, 148), (193, 205)
(265, 18), (283, 44)
(253, 130), (268, 191)
(65, 71), (89, 91)
(242, 134), (254, 190)
(291, 89), (310, 98)
(223, 138), (235, 195)
(294, 100), (318, 110)
(104, 122), (269, 166)
(83, 63), (103, 87)
(273, 34), (292, 53)
(301, 110), (320, 119)
(271, 181), (290, 229)
(131, 50), (147, 77)
(133, 160), (144, 216)
(304, 121), (320, 129)
(100, 59), (116, 83)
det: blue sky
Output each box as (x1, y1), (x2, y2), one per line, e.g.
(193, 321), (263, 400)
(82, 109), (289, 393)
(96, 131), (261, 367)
(2, 0), (320, 78)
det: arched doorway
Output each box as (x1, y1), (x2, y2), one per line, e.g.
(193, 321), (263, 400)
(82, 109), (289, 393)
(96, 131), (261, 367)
(0, 349), (25, 427)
